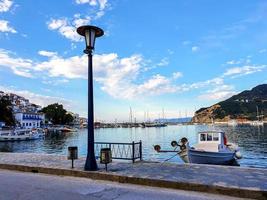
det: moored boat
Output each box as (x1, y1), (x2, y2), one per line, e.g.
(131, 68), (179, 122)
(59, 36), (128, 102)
(154, 131), (242, 165)
(0, 129), (43, 142)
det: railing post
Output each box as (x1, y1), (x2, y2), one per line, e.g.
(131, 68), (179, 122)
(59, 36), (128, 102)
(139, 140), (142, 161)
(132, 141), (135, 163)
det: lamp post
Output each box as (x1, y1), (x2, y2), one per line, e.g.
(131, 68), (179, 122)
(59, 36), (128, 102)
(77, 25), (104, 171)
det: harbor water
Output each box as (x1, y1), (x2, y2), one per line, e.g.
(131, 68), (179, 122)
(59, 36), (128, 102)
(0, 124), (266, 168)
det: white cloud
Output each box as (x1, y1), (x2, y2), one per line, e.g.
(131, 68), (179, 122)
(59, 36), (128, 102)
(259, 49), (267, 53)
(0, 86), (72, 109)
(47, 18), (82, 42)
(42, 79), (69, 86)
(98, 0), (108, 10)
(223, 65), (266, 78)
(35, 54), (87, 78)
(188, 77), (224, 90)
(34, 52), (175, 100)
(76, 0), (97, 5)
(182, 41), (191, 45)
(198, 85), (236, 100)
(48, 19), (67, 30)
(172, 72), (183, 79)
(0, 49), (33, 77)
(48, 1), (109, 41)
(73, 16), (91, 27)
(0, 0), (12, 12)
(191, 46), (200, 52)
(38, 50), (57, 57)
(47, 15), (91, 42)
(76, 0), (108, 10)
(157, 57), (169, 66)
(226, 60), (241, 65)
(0, 20), (16, 33)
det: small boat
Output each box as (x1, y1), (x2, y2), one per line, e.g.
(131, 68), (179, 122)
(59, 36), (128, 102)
(154, 131), (242, 165)
(0, 129), (43, 142)
(141, 122), (167, 128)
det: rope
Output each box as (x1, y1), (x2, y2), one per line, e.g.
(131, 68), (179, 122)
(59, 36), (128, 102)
(160, 146), (181, 165)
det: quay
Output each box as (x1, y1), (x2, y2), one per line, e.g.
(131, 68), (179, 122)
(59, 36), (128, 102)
(0, 153), (266, 199)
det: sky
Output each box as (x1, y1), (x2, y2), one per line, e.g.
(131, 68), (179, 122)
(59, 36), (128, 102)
(0, 0), (267, 122)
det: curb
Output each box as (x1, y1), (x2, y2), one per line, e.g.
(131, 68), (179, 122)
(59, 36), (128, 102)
(0, 163), (266, 200)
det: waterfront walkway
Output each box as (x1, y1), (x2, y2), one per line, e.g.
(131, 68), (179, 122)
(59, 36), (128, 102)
(0, 153), (266, 199)
(0, 169), (245, 200)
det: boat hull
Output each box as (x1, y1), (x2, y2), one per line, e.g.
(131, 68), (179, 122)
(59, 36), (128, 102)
(188, 149), (235, 165)
(0, 134), (42, 142)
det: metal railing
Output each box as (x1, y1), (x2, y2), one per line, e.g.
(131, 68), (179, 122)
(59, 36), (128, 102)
(94, 141), (142, 163)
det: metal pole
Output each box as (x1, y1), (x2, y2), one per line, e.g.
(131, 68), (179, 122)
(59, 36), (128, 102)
(132, 141), (135, 163)
(139, 140), (142, 161)
(84, 50), (98, 171)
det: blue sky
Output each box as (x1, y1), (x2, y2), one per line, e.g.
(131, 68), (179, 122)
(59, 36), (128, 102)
(0, 0), (267, 122)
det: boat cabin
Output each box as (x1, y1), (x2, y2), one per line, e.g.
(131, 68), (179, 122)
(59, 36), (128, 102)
(194, 131), (227, 152)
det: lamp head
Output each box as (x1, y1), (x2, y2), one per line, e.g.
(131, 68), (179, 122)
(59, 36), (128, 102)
(77, 25), (104, 51)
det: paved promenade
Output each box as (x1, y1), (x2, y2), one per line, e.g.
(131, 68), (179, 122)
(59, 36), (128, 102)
(0, 153), (266, 199)
(0, 169), (246, 200)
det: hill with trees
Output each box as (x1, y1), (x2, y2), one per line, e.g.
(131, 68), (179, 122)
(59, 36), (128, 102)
(192, 84), (267, 123)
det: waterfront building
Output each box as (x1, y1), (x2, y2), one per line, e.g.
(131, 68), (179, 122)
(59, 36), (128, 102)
(67, 112), (80, 126)
(15, 112), (45, 129)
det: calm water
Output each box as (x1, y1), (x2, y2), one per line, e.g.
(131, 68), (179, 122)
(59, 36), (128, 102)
(0, 124), (266, 168)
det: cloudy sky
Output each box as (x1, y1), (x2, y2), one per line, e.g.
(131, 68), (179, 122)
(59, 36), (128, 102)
(0, 0), (267, 122)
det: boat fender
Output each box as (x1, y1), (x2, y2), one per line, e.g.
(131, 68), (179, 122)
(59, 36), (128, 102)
(154, 145), (161, 152)
(171, 140), (178, 147)
(179, 137), (188, 151)
(235, 151), (242, 159)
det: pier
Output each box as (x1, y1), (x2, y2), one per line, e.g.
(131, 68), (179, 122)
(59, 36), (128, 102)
(0, 152), (266, 199)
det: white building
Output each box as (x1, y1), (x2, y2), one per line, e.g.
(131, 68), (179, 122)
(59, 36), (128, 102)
(15, 112), (45, 129)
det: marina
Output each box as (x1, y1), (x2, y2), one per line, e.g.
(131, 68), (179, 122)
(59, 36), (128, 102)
(0, 124), (266, 168)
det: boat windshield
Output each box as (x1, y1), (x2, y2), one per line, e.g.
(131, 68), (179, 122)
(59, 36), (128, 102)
(199, 132), (220, 142)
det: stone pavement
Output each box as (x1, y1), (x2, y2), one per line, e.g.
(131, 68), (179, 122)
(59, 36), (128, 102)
(0, 169), (246, 200)
(0, 153), (266, 199)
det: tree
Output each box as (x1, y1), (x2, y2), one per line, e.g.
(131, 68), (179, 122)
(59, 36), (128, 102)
(0, 96), (15, 126)
(41, 103), (74, 125)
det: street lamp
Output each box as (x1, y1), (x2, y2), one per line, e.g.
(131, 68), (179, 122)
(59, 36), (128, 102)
(77, 25), (104, 171)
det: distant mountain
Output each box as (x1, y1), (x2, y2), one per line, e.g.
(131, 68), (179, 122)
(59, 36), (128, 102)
(192, 84), (267, 123)
(154, 117), (192, 123)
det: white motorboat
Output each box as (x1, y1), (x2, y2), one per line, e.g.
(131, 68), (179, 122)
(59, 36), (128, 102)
(0, 129), (44, 142)
(154, 131), (242, 165)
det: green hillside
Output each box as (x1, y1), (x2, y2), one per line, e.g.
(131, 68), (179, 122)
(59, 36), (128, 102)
(195, 84), (267, 121)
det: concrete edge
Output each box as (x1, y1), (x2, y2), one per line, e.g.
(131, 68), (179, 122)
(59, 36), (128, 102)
(0, 163), (266, 200)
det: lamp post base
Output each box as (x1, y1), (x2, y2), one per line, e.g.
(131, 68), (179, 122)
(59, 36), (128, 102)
(84, 156), (98, 171)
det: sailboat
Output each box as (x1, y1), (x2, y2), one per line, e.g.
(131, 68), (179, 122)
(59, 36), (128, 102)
(250, 106), (264, 126)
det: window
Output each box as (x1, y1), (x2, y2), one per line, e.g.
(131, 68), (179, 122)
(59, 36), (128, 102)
(200, 134), (206, 141)
(207, 133), (213, 141)
(23, 123), (25, 127)
(26, 123), (28, 126)
(29, 123), (31, 126)
(213, 132), (219, 141)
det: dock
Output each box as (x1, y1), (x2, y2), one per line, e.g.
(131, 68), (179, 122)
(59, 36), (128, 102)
(0, 153), (266, 199)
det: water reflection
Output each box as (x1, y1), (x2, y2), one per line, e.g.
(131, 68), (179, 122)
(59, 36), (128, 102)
(0, 124), (266, 168)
